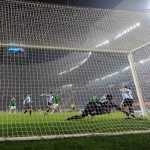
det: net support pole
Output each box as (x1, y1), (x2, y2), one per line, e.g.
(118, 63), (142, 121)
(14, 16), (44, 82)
(128, 53), (146, 117)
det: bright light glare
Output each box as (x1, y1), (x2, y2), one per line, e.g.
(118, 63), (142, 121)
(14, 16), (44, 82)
(101, 72), (118, 80)
(70, 66), (79, 71)
(62, 84), (72, 88)
(95, 78), (100, 81)
(136, 23), (140, 26)
(123, 66), (130, 71)
(116, 22), (140, 39)
(59, 70), (68, 75)
(95, 40), (109, 48)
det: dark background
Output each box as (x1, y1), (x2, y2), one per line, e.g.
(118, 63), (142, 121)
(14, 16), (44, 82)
(1, 0), (150, 111)
(26, 0), (123, 9)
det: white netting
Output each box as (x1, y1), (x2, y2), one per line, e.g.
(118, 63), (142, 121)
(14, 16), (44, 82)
(0, 0), (150, 140)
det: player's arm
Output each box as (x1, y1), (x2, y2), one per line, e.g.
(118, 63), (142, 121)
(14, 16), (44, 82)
(119, 88), (124, 92)
(9, 100), (12, 107)
(120, 88), (128, 93)
(23, 98), (27, 105)
(51, 96), (54, 102)
(59, 96), (62, 104)
(127, 89), (132, 94)
(14, 99), (17, 106)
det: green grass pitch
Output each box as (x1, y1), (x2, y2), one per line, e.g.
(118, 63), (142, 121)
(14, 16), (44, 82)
(1, 134), (150, 150)
(0, 111), (150, 138)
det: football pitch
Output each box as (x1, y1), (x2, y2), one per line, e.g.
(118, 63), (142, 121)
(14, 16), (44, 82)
(1, 134), (150, 150)
(0, 111), (150, 138)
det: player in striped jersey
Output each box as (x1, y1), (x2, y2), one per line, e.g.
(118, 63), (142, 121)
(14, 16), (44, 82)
(23, 95), (32, 115)
(41, 91), (54, 115)
(120, 86), (135, 119)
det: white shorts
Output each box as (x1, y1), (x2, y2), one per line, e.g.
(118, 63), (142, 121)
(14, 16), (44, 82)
(120, 101), (124, 107)
(53, 103), (59, 108)
(10, 106), (16, 110)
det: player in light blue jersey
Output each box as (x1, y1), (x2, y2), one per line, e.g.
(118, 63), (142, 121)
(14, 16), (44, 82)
(41, 91), (53, 115)
(120, 86), (135, 119)
(23, 95), (32, 115)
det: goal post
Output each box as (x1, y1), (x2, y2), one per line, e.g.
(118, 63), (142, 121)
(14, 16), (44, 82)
(128, 53), (146, 117)
(0, 0), (150, 141)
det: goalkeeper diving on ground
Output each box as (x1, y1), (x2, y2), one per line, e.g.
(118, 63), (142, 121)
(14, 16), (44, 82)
(66, 85), (136, 120)
(65, 94), (120, 120)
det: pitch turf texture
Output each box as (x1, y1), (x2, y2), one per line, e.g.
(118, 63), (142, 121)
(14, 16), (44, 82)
(0, 112), (150, 138)
(1, 134), (150, 150)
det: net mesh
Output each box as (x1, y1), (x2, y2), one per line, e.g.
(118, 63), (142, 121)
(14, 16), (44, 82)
(0, 0), (150, 139)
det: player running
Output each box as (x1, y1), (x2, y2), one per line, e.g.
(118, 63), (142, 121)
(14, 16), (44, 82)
(52, 93), (62, 113)
(9, 97), (16, 115)
(66, 95), (119, 120)
(120, 86), (135, 119)
(23, 95), (32, 115)
(41, 91), (54, 115)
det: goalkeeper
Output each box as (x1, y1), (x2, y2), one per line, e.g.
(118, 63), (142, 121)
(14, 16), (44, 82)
(65, 95), (119, 120)
(23, 95), (32, 115)
(9, 97), (16, 115)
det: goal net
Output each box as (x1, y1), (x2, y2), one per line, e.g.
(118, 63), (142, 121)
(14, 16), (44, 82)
(0, 0), (150, 140)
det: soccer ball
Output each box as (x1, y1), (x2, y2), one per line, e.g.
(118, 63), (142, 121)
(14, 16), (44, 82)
(137, 114), (144, 120)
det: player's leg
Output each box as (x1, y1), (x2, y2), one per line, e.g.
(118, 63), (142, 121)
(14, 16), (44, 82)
(29, 106), (32, 115)
(81, 103), (95, 117)
(65, 112), (86, 120)
(128, 99), (135, 118)
(51, 104), (57, 113)
(57, 104), (62, 113)
(9, 106), (12, 115)
(120, 100), (130, 118)
(53, 104), (59, 112)
(123, 99), (135, 119)
(44, 103), (51, 115)
(24, 106), (28, 114)
(65, 115), (83, 120)
(83, 103), (93, 116)
(13, 106), (16, 114)
(66, 103), (99, 120)
(47, 102), (52, 112)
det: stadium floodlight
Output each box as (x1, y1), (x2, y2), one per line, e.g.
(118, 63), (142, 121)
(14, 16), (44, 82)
(95, 40), (109, 48)
(95, 78), (100, 81)
(101, 72), (119, 80)
(88, 52), (92, 57)
(123, 66), (130, 71)
(59, 70), (68, 75)
(1, 0), (150, 142)
(62, 84), (72, 88)
(70, 66), (79, 71)
(115, 22), (140, 39)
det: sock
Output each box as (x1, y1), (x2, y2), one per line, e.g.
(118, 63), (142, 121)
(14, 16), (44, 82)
(123, 110), (129, 116)
(129, 107), (134, 114)
(24, 110), (27, 114)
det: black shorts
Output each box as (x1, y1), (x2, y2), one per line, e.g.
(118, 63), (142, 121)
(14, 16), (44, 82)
(47, 102), (52, 106)
(123, 99), (133, 107)
(25, 105), (32, 110)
